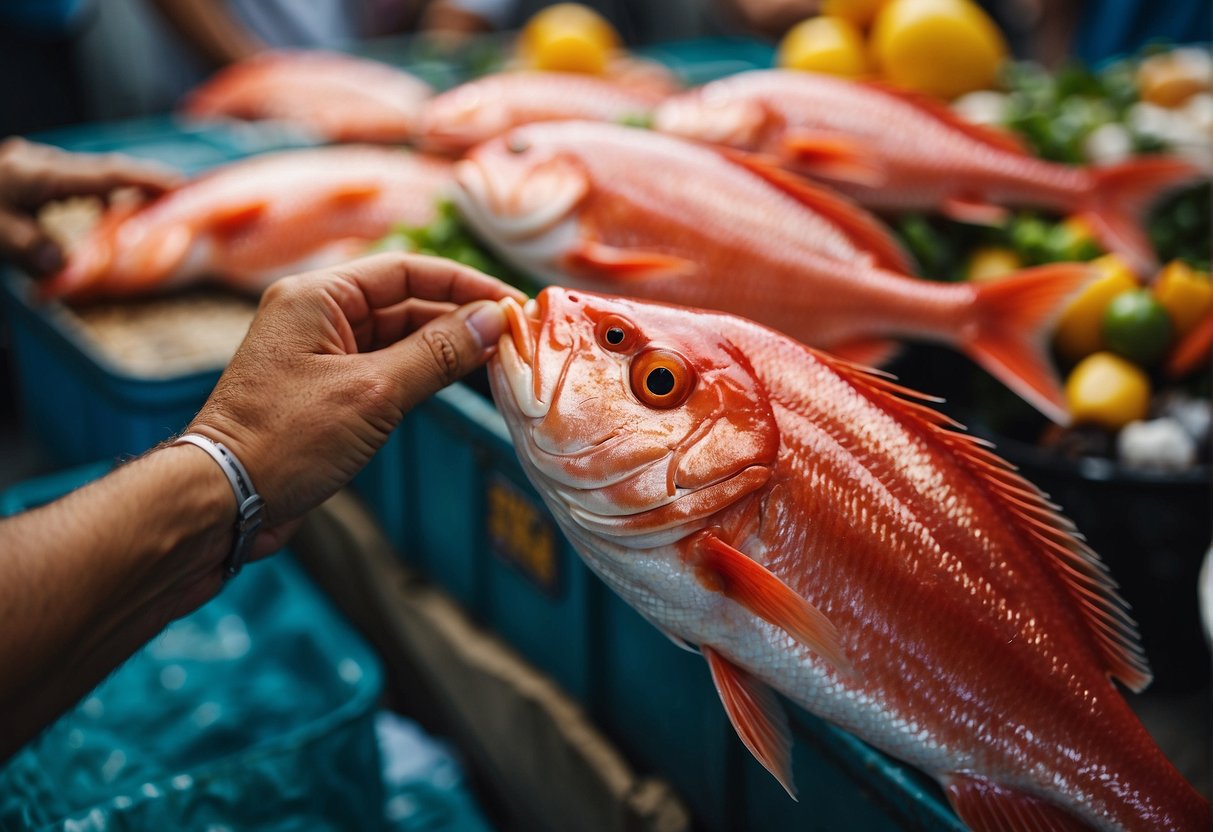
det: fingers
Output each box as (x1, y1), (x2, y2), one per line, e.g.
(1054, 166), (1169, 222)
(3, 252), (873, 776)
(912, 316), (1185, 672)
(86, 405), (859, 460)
(328, 252), (526, 315)
(0, 207), (63, 275)
(0, 138), (182, 209)
(370, 299), (509, 414)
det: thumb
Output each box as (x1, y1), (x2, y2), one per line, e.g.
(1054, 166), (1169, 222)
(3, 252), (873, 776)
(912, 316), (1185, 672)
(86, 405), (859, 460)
(374, 299), (508, 414)
(0, 207), (63, 276)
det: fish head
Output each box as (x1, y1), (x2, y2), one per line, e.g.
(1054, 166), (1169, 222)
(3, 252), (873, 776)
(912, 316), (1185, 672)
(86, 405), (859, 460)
(416, 82), (513, 154)
(489, 286), (780, 549)
(453, 126), (590, 274)
(653, 89), (772, 149)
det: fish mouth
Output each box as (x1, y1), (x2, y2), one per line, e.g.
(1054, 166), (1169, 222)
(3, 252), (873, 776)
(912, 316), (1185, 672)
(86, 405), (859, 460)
(496, 294), (548, 418)
(452, 152), (587, 244)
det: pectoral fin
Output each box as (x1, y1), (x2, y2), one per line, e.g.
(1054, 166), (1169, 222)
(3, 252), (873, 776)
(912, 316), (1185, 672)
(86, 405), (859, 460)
(781, 131), (887, 188)
(209, 201), (267, 237)
(704, 646), (796, 799)
(324, 182), (381, 206)
(944, 775), (1094, 832)
(688, 531), (853, 676)
(564, 240), (698, 281)
(941, 195), (1009, 227)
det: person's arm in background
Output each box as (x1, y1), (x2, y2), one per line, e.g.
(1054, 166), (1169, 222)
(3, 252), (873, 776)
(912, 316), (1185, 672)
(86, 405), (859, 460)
(0, 253), (525, 762)
(717, 0), (821, 39)
(0, 138), (180, 276)
(147, 0), (265, 65)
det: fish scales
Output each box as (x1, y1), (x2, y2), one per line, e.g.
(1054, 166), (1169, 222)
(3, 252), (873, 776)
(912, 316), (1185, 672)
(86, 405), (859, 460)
(488, 287), (1208, 831)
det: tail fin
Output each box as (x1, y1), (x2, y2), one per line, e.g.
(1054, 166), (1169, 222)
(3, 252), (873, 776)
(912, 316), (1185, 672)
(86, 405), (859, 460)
(1078, 156), (1204, 275)
(1166, 313), (1212, 379)
(964, 263), (1097, 425)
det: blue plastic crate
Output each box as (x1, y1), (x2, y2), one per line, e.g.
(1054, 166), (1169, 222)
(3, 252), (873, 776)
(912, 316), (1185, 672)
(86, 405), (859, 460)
(636, 37), (775, 85)
(31, 115), (314, 173)
(1, 271), (222, 466)
(0, 464), (387, 831)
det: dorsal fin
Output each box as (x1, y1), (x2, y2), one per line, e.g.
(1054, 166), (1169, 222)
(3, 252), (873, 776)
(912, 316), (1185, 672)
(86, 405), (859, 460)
(815, 351), (1152, 692)
(722, 148), (915, 274)
(862, 80), (1031, 157)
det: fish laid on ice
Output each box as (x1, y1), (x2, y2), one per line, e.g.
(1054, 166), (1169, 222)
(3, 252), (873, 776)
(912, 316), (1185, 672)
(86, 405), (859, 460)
(489, 286), (1209, 832)
(455, 120), (1092, 423)
(180, 50), (433, 143)
(654, 70), (1203, 274)
(43, 147), (451, 299)
(416, 71), (669, 155)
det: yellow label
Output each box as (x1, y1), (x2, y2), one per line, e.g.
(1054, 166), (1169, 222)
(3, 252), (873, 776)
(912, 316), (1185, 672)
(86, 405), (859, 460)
(486, 475), (560, 594)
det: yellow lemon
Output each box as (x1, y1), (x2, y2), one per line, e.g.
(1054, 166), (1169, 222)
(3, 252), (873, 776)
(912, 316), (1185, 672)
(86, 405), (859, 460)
(519, 3), (619, 74)
(1065, 352), (1151, 431)
(777, 16), (871, 77)
(822, 0), (890, 28)
(870, 0), (1008, 98)
(1053, 254), (1139, 364)
(1153, 260), (1212, 337)
(965, 246), (1021, 282)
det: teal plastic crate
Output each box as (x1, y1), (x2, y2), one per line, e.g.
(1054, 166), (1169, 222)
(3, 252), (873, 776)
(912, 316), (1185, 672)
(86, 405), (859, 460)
(1, 271), (223, 466)
(0, 465), (387, 831)
(32, 114), (315, 173)
(358, 379), (966, 832)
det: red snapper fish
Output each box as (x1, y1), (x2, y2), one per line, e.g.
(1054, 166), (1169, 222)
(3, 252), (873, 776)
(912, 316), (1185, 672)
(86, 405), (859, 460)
(488, 286), (1209, 832)
(180, 50), (433, 143)
(416, 71), (670, 155)
(653, 70), (1204, 274)
(454, 121), (1092, 423)
(43, 147), (451, 299)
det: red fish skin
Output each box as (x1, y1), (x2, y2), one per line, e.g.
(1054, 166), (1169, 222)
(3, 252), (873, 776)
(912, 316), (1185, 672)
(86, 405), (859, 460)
(461, 122), (975, 348)
(180, 50), (433, 143)
(43, 147), (452, 299)
(487, 287), (1209, 832)
(654, 71), (1204, 273)
(654, 71), (1087, 208)
(725, 325), (1205, 832)
(416, 72), (669, 155)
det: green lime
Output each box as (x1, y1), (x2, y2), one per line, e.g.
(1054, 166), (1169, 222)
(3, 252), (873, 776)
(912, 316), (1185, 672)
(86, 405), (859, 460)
(1101, 289), (1174, 366)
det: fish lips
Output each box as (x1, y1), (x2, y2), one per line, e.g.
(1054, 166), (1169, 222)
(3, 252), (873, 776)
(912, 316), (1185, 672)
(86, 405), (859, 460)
(452, 149), (588, 244)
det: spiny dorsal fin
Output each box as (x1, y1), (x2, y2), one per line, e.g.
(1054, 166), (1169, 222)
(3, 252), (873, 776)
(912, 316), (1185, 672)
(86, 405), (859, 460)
(816, 352), (1152, 692)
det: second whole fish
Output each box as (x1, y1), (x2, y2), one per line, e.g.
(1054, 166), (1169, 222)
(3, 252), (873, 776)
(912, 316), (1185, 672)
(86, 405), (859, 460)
(455, 120), (1093, 423)
(43, 146), (452, 299)
(653, 70), (1203, 274)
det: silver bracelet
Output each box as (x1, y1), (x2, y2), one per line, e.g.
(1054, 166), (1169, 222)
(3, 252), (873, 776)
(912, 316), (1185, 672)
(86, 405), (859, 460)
(174, 432), (265, 579)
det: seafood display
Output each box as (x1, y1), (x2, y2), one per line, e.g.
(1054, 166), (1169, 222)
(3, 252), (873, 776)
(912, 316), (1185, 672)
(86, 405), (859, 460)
(179, 50), (433, 143)
(653, 70), (1202, 273)
(42, 147), (451, 299)
(416, 71), (669, 155)
(488, 286), (1210, 832)
(454, 120), (1091, 423)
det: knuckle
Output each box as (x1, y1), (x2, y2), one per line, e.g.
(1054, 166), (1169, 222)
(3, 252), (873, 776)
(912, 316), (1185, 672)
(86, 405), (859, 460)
(423, 328), (463, 385)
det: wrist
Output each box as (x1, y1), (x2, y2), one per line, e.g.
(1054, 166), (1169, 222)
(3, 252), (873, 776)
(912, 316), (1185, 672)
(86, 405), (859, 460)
(125, 444), (238, 610)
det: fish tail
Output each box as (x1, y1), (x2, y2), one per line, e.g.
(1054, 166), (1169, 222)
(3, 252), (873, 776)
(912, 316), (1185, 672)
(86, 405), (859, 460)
(1078, 156), (1204, 275)
(964, 263), (1097, 425)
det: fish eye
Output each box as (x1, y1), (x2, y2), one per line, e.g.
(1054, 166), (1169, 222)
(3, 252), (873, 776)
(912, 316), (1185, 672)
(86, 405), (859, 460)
(595, 314), (638, 353)
(507, 136), (530, 154)
(630, 349), (695, 409)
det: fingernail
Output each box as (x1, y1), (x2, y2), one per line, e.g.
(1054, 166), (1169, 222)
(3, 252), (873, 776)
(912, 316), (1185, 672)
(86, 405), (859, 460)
(464, 300), (507, 350)
(33, 242), (63, 275)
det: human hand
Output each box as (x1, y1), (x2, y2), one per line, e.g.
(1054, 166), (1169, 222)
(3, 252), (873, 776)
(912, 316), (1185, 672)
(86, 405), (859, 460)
(0, 138), (181, 275)
(187, 252), (526, 557)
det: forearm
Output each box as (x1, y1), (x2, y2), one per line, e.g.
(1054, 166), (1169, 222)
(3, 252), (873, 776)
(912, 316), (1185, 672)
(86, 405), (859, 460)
(148, 0), (265, 65)
(0, 445), (234, 760)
